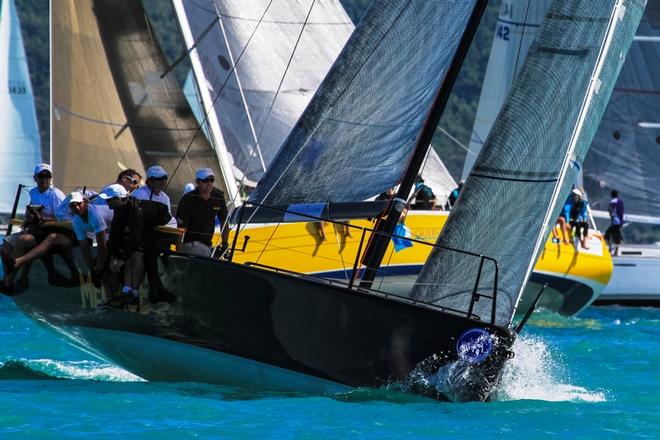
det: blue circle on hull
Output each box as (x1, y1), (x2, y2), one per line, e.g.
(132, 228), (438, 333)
(457, 329), (494, 364)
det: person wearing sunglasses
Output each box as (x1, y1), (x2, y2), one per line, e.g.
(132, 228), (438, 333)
(132, 165), (172, 217)
(116, 169), (142, 193)
(1, 164), (76, 292)
(175, 168), (229, 257)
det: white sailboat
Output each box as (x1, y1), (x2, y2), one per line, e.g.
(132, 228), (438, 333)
(0, 0), (42, 221)
(584, 2), (660, 306)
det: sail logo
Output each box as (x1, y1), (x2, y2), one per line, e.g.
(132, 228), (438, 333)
(8, 80), (27, 95)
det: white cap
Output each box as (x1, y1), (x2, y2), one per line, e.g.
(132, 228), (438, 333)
(34, 163), (52, 175)
(146, 165), (167, 179)
(99, 183), (129, 200)
(571, 188), (582, 197)
(183, 183), (195, 194)
(69, 191), (84, 204)
(195, 167), (215, 180)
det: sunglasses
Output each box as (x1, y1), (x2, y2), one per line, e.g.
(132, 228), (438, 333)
(198, 177), (215, 183)
(36, 173), (52, 179)
(151, 176), (168, 182)
(123, 176), (140, 185)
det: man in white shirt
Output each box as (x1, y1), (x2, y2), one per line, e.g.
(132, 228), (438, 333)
(132, 165), (171, 211)
(2, 164), (76, 291)
(69, 191), (114, 289)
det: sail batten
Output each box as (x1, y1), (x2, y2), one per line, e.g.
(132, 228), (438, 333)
(411, 0), (645, 326)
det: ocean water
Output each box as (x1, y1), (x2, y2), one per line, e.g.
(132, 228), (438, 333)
(0, 296), (658, 439)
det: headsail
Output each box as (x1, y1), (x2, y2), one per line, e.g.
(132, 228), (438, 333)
(0, 0), (41, 214)
(583, 1), (660, 225)
(172, 0), (354, 199)
(461, 0), (552, 179)
(411, 0), (645, 326)
(251, 0), (480, 206)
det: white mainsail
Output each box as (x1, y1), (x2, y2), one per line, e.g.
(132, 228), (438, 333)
(461, 0), (551, 180)
(172, 0), (354, 201)
(0, 0), (41, 215)
(412, 0), (646, 326)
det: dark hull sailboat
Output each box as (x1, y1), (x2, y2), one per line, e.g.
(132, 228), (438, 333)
(11, 250), (514, 402)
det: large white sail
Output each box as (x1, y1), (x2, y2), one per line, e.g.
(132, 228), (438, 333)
(412, 0), (645, 326)
(251, 0), (480, 206)
(0, 0), (41, 215)
(172, 0), (354, 201)
(583, 2), (660, 225)
(461, 0), (551, 180)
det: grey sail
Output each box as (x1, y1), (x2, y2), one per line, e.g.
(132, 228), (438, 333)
(411, 0), (645, 326)
(0, 0), (41, 216)
(461, 0), (552, 179)
(172, 0), (354, 200)
(251, 0), (480, 206)
(583, 1), (660, 225)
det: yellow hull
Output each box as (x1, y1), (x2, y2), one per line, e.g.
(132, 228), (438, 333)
(228, 211), (613, 316)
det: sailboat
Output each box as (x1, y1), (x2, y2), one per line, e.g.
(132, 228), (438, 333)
(176, 0), (613, 317)
(0, 0), (42, 223)
(4, 0), (643, 402)
(584, 1), (660, 306)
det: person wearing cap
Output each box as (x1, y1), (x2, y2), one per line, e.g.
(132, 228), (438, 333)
(1, 164), (76, 291)
(412, 175), (436, 210)
(101, 184), (176, 305)
(605, 189), (625, 255)
(132, 165), (171, 213)
(68, 191), (114, 289)
(176, 168), (229, 257)
(569, 188), (590, 250)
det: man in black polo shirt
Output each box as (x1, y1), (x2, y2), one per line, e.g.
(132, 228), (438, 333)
(176, 168), (229, 257)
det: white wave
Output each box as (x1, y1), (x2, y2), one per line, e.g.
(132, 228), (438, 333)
(495, 335), (606, 403)
(23, 359), (144, 382)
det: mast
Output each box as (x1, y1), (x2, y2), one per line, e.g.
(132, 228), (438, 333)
(359, 0), (489, 288)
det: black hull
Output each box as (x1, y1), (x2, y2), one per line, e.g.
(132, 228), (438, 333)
(11, 253), (514, 401)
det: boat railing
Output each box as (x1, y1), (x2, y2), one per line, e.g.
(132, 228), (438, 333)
(229, 201), (500, 325)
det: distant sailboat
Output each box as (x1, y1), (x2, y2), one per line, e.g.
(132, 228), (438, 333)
(0, 0), (41, 220)
(584, 2), (660, 306)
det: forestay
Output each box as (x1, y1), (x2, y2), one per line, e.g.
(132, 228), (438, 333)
(461, 0), (552, 179)
(411, 0), (645, 326)
(583, 2), (660, 225)
(172, 0), (354, 197)
(250, 0), (479, 206)
(0, 0), (41, 215)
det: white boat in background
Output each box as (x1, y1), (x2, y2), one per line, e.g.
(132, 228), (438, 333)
(0, 0), (42, 221)
(594, 244), (660, 306)
(584, 3), (660, 307)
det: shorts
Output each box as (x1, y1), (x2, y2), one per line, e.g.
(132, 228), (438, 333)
(570, 220), (589, 239)
(605, 224), (623, 244)
(179, 241), (212, 257)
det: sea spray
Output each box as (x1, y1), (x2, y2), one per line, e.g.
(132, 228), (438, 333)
(495, 334), (606, 402)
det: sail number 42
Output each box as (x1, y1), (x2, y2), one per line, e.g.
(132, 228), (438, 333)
(496, 24), (510, 41)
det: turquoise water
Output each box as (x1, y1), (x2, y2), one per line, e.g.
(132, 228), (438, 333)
(0, 296), (658, 439)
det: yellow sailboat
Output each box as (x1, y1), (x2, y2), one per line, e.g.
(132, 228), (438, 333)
(228, 210), (612, 316)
